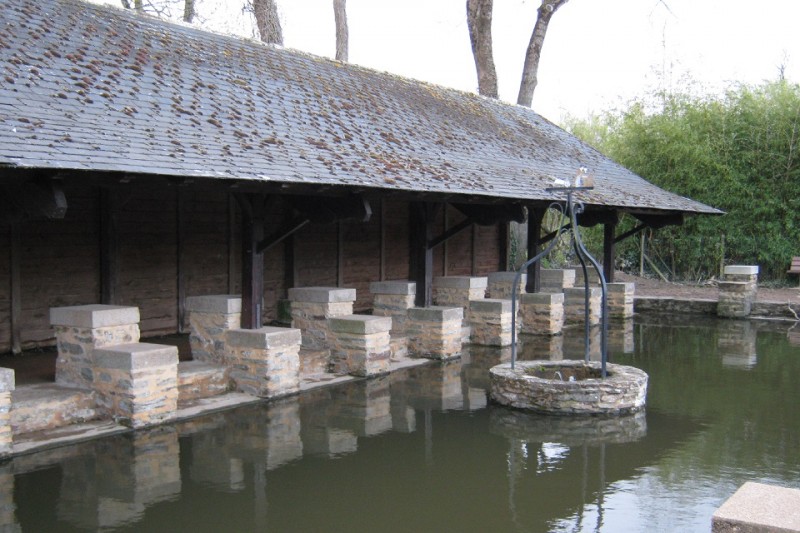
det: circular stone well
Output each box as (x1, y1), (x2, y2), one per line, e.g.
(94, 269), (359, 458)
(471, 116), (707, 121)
(489, 360), (648, 416)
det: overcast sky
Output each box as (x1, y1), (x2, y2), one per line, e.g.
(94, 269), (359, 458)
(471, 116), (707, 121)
(90, 0), (800, 123)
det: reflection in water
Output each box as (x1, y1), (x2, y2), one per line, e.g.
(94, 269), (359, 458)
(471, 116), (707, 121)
(7, 317), (800, 531)
(717, 320), (758, 368)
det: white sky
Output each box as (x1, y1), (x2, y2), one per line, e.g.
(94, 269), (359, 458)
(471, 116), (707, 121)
(89, 0), (800, 123)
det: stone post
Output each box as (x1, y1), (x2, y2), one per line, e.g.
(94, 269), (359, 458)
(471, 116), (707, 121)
(486, 272), (526, 299)
(432, 276), (487, 306)
(519, 292), (564, 335)
(468, 299), (514, 346)
(185, 295), (241, 363)
(224, 327), (301, 398)
(607, 282), (635, 319)
(370, 280), (416, 358)
(51, 304), (140, 389)
(0, 369), (13, 458)
(329, 315), (392, 377)
(407, 306), (463, 359)
(93, 343), (179, 428)
(539, 269), (576, 293)
(288, 287), (356, 373)
(563, 287), (601, 326)
(718, 265), (759, 318)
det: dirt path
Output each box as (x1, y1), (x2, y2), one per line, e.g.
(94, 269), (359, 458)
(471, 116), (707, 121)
(615, 272), (800, 304)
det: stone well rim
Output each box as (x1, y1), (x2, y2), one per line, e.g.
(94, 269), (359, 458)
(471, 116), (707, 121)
(489, 359), (649, 416)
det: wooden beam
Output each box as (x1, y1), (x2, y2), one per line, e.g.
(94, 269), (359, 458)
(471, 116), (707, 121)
(284, 234), (295, 294)
(99, 188), (117, 305)
(498, 222), (509, 271)
(379, 199), (386, 281)
(10, 223), (21, 355)
(176, 189), (186, 333)
(471, 224), (477, 276)
(337, 221), (345, 288)
(256, 217), (309, 254)
(227, 194), (237, 294)
(614, 223), (648, 244)
(429, 218), (473, 249)
(526, 208), (545, 293)
(409, 202), (438, 307)
(238, 193), (267, 329)
(603, 221), (617, 283)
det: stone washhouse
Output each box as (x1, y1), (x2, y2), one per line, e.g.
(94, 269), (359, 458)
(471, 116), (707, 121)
(0, 0), (722, 455)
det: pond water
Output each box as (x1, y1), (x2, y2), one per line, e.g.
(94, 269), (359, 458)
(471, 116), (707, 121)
(7, 315), (800, 532)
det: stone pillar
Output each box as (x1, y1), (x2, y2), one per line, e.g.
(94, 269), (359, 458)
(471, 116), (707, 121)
(407, 307), (463, 359)
(93, 343), (179, 428)
(572, 264), (601, 286)
(519, 292), (564, 335)
(370, 281), (415, 358)
(288, 287), (356, 372)
(539, 269), (576, 293)
(486, 272), (526, 299)
(607, 282), (635, 319)
(224, 327), (301, 398)
(185, 295), (241, 363)
(718, 265), (759, 318)
(51, 304), (141, 389)
(563, 287), (601, 326)
(329, 315), (392, 377)
(468, 299), (514, 346)
(0, 369), (13, 458)
(432, 276), (487, 306)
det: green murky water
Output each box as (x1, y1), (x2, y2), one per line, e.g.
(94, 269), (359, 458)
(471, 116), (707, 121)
(7, 315), (800, 532)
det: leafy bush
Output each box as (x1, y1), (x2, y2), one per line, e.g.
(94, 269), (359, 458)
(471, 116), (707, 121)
(565, 80), (800, 281)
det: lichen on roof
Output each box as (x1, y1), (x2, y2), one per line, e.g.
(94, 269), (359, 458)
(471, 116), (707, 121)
(0, 0), (720, 215)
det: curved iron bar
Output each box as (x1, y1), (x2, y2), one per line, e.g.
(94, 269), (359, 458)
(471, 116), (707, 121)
(510, 189), (609, 377)
(570, 232), (591, 362)
(568, 194), (609, 377)
(510, 202), (569, 369)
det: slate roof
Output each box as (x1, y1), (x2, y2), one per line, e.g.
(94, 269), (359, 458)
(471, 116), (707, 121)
(0, 0), (720, 215)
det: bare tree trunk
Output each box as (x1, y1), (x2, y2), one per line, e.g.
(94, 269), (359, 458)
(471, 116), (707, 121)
(252, 0), (283, 45)
(183, 0), (195, 22)
(120, 0), (132, 8)
(466, 0), (498, 98)
(333, 0), (348, 62)
(516, 0), (568, 107)
(133, 0), (144, 12)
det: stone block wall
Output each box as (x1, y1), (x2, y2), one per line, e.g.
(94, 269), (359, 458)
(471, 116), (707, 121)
(718, 265), (759, 318)
(407, 307), (463, 359)
(519, 293), (564, 335)
(329, 315), (392, 377)
(224, 327), (301, 398)
(486, 272), (525, 299)
(370, 281), (415, 359)
(51, 305), (141, 389)
(93, 343), (179, 428)
(468, 299), (514, 346)
(563, 287), (601, 326)
(432, 276), (488, 307)
(186, 295), (241, 363)
(0, 369), (13, 457)
(540, 269), (575, 294)
(607, 283), (635, 319)
(289, 287), (356, 369)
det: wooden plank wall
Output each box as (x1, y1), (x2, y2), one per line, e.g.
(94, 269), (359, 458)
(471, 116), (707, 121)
(0, 183), (501, 354)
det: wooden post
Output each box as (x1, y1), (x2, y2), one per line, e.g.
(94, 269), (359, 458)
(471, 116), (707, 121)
(99, 188), (117, 305)
(10, 223), (21, 355)
(409, 202), (437, 307)
(603, 221), (616, 283)
(498, 221), (508, 271)
(176, 189), (187, 333)
(228, 194), (238, 294)
(239, 194), (266, 329)
(526, 208), (545, 293)
(379, 199), (386, 281)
